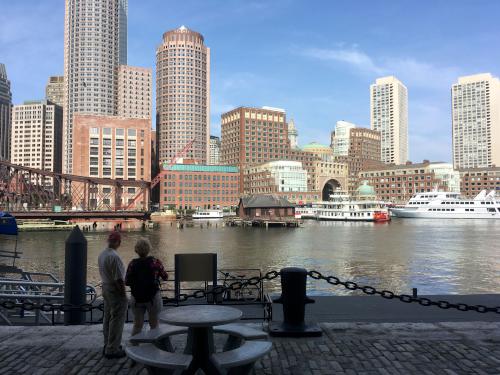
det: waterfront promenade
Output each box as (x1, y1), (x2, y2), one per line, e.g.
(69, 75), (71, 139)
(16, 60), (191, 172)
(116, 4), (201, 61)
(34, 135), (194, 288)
(1, 321), (500, 374)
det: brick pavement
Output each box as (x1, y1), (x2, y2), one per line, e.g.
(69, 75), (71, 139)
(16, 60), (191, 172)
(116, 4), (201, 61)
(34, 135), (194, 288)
(0, 322), (500, 374)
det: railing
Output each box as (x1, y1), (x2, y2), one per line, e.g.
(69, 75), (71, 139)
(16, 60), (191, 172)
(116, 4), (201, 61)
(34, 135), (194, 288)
(2, 267), (500, 326)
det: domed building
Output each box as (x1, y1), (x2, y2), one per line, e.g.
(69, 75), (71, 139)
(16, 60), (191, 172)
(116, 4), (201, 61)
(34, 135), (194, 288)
(301, 142), (333, 161)
(356, 180), (377, 200)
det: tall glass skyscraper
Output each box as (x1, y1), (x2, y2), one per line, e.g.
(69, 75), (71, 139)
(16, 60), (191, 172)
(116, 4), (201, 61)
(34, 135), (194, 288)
(0, 63), (12, 160)
(63, 0), (127, 173)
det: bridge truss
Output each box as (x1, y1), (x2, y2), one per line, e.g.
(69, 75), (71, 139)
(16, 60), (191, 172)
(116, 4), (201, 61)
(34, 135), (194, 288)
(0, 160), (150, 212)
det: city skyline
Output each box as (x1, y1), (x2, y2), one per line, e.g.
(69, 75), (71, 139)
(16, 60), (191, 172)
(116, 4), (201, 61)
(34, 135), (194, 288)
(2, 1), (500, 163)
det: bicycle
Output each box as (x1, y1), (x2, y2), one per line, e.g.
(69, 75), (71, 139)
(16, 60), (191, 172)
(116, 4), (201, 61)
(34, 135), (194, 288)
(218, 270), (261, 303)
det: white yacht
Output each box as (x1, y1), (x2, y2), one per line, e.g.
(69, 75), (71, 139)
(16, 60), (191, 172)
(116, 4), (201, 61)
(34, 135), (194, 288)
(390, 190), (500, 219)
(192, 210), (224, 219)
(315, 183), (390, 222)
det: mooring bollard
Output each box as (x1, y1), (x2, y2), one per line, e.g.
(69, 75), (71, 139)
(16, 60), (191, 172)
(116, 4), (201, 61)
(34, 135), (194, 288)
(269, 267), (322, 337)
(64, 226), (87, 325)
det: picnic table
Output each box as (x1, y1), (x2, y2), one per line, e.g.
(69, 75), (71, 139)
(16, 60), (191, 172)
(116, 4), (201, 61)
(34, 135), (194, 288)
(160, 305), (242, 374)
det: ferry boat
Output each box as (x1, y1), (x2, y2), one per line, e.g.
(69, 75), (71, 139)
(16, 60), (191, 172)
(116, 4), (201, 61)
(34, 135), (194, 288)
(192, 210), (224, 219)
(390, 190), (500, 219)
(315, 191), (390, 222)
(295, 204), (320, 219)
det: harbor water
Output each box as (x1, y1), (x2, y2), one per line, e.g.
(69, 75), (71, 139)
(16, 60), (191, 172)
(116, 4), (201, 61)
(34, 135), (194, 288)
(7, 219), (500, 295)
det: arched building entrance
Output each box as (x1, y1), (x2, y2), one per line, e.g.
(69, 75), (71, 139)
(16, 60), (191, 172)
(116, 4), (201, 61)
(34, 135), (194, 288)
(322, 179), (341, 201)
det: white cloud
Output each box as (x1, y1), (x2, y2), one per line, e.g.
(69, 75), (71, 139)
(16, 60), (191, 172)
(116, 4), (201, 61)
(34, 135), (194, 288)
(303, 47), (384, 75)
(301, 45), (460, 90)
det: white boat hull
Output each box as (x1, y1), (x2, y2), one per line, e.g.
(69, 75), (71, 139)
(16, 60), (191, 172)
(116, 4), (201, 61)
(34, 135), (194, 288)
(391, 208), (500, 219)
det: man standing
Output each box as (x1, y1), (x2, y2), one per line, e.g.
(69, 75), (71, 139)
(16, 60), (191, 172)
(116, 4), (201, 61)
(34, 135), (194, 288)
(98, 231), (127, 358)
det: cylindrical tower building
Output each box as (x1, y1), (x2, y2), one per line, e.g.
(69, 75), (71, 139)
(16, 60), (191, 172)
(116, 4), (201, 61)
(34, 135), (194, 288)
(63, 0), (126, 173)
(156, 26), (210, 166)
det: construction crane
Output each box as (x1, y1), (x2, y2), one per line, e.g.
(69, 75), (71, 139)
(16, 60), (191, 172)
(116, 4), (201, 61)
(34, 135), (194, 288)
(123, 138), (195, 211)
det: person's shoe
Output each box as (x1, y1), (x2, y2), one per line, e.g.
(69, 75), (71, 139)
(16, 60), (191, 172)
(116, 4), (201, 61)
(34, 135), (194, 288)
(104, 348), (126, 359)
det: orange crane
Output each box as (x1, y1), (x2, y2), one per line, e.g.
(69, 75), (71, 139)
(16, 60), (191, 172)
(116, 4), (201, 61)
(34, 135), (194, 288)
(124, 138), (195, 211)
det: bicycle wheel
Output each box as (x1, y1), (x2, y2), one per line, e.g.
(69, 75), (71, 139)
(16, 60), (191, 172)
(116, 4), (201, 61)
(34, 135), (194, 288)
(240, 285), (260, 302)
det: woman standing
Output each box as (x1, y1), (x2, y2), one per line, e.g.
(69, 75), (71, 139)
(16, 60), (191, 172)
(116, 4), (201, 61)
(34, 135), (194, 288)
(125, 238), (168, 337)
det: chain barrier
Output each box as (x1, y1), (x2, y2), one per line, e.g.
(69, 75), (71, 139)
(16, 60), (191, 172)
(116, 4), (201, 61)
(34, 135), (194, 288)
(2, 268), (499, 315)
(0, 270), (281, 314)
(307, 270), (500, 314)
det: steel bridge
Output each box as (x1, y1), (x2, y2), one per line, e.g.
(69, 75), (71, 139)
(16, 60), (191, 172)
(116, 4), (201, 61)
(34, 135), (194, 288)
(0, 160), (150, 213)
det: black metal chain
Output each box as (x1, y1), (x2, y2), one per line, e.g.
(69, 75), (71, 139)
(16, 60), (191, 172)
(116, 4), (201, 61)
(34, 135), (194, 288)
(307, 270), (500, 314)
(0, 270), (281, 313)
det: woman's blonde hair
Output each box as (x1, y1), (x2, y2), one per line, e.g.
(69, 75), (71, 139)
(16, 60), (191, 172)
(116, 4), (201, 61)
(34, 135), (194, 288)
(135, 238), (152, 257)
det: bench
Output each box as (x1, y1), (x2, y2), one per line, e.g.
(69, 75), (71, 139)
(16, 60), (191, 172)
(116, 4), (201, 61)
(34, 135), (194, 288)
(125, 344), (192, 375)
(211, 340), (272, 375)
(214, 323), (269, 351)
(129, 325), (188, 352)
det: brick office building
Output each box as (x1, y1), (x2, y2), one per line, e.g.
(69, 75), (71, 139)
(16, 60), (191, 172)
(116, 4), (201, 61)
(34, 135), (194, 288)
(459, 167), (500, 198)
(359, 161), (459, 203)
(72, 114), (151, 209)
(220, 106), (288, 192)
(159, 164), (240, 210)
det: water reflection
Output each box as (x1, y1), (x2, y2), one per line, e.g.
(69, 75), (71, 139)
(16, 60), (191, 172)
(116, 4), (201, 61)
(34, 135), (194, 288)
(11, 219), (500, 295)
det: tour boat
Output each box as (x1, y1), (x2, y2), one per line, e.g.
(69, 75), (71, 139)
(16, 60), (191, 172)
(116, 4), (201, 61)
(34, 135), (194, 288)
(390, 190), (500, 219)
(192, 210), (224, 219)
(315, 191), (390, 222)
(295, 205), (319, 219)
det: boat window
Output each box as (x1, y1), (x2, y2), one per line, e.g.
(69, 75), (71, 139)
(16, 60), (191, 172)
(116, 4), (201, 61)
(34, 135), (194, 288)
(488, 208), (496, 213)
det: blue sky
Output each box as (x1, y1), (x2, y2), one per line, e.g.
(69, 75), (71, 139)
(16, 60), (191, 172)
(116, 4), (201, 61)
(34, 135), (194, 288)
(1, 0), (500, 163)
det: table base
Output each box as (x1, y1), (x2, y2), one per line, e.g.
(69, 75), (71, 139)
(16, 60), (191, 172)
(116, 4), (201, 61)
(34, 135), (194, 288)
(182, 327), (220, 375)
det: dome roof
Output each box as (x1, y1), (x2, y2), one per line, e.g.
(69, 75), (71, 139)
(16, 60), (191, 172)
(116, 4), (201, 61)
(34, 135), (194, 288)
(356, 180), (376, 196)
(302, 142), (331, 151)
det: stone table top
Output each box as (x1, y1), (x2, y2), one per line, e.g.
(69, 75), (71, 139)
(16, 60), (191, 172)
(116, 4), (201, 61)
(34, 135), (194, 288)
(160, 305), (243, 327)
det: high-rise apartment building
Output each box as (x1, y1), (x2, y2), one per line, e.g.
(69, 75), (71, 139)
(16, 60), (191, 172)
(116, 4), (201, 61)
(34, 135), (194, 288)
(118, 65), (152, 120)
(45, 76), (65, 107)
(11, 100), (63, 181)
(452, 73), (500, 169)
(156, 26), (210, 166)
(63, 0), (126, 173)
(0, 63), (12, 160)
(370, 76), (408, 165)
(209, 135), (220, 165)
(331, 121), (356, 157)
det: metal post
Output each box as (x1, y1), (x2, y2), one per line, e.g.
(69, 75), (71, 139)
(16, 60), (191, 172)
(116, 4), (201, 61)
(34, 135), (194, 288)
(64, 226), (87, 324)
(269, 267), (322, 337)
(412, 288), (418, 298)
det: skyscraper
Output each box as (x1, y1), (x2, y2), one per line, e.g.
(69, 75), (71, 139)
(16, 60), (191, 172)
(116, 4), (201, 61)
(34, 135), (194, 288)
(452, 73), (500, 169)
(11, 100), (63, 178)
(0, 63), (12, 160)
(156, 26), (210, 166)
(209, 135), (220, 165)
(45, 76), (65, 107)
(63, 0), (126, 173)
(370, 76), (408, 165)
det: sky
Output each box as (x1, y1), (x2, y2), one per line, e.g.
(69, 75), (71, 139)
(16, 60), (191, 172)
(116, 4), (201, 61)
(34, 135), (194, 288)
(1, 0), (500, 163)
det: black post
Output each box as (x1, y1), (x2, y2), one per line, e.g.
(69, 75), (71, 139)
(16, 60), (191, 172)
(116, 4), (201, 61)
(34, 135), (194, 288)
(64, 226), (87, 324)
(269, 267), (322, 337)
(412, 288), (418, 298)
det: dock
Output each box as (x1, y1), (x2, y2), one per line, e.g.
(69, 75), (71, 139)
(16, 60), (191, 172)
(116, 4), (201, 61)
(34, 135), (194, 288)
(224, 217), (301, 228)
